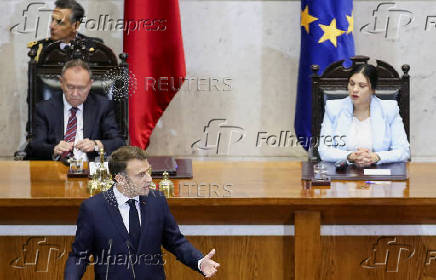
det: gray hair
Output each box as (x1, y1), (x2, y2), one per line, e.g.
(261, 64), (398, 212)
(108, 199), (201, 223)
(61, 59), (92, 79)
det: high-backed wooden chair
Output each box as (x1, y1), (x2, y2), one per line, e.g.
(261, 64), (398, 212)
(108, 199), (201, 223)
(310, 55), (410, 160)
(15, 38), (130, 159)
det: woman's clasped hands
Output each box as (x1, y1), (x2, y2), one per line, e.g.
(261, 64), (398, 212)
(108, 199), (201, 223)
(347, 148), (380, 167)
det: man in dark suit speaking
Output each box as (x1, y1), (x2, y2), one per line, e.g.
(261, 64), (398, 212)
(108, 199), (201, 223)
(27, 59), (124, 161)
(64, 146), (219, 279)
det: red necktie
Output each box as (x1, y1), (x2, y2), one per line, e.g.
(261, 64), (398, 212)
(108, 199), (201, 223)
(61, 107), (78, 159)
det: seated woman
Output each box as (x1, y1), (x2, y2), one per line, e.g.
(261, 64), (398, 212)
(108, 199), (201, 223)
(318, 64), (410, 165)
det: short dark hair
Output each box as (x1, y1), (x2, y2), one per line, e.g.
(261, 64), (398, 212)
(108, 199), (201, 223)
(109, 146), (148, 176)
(348, 64), (378, 90)
(61, 59), (92, 78)
(54, 0), (85, 23)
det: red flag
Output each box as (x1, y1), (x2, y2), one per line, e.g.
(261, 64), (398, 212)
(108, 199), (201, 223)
(123, 0), (186, 148)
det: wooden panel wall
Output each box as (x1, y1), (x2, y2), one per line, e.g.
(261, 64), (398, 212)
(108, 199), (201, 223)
(0, 236), (293, 280)
(3, 235), (436, 279)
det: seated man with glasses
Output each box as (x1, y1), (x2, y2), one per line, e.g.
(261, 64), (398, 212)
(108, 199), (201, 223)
(27, 0), (104, 62)
(27, 59), (124, 161)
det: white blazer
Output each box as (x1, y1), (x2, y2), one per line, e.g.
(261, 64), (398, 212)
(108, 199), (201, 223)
(318, 96), (410, 164)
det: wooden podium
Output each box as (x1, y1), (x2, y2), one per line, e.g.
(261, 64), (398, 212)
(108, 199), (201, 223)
(1, 161), (436, 279)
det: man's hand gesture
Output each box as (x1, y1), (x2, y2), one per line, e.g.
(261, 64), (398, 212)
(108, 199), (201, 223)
(200, 249), (220, 278)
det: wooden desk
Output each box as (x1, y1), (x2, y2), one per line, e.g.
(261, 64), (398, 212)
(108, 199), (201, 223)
(1, 161), (436, 280)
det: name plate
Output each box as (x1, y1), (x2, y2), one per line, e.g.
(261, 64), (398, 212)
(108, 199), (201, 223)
(364, 169), (391, 176)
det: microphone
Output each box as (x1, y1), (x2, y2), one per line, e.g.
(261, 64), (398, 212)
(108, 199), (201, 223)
(126, 240), (136, 279)
(335, 160), (348, 172)
(105, 239), (113, 280)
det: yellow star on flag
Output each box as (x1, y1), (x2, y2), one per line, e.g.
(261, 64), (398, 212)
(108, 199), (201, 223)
(346, 14), (353, 34)
(318, 18), (345, 47)
(301, 5), (318, 34)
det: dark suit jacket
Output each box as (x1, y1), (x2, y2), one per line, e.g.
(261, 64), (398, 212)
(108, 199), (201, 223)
(27, 93), (124, 161)
(64, 188), (203, 280)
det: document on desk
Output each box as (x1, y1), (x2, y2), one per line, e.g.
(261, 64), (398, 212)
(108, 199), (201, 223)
(301, 162), (407, 181)
(364, 169), (391, 176)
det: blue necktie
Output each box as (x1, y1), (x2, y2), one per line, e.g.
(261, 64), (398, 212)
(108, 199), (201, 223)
(127, 199), (141, 250)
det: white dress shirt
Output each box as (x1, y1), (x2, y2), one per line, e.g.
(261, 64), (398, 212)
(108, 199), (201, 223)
(112, 185), (142, 232)
(63, 96), (88, 161)
(112, 186), (203, 270)
(59, 42), (71, 50)
(347, 117), (373, 151)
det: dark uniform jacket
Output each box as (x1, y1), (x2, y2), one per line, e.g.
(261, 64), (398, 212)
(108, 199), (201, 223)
(27, 33), (104, 62)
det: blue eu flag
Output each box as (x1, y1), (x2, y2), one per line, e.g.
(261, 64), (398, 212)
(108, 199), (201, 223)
(295, 0), (355, 150)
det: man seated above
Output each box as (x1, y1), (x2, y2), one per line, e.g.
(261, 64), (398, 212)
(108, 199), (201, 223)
(27, 59), (124, 161)
(27, 0), (104, 62)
